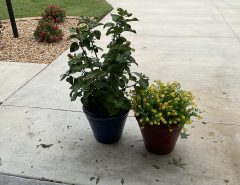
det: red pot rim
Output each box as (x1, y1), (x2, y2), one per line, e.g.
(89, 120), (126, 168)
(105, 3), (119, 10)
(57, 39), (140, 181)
(135, 116), (182, 130)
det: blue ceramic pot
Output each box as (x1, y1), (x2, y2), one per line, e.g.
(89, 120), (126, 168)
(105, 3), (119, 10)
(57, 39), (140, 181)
(83, 106), (129, 144)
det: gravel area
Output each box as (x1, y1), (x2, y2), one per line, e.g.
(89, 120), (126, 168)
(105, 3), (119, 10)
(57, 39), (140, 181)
(0, 18), (78, 64)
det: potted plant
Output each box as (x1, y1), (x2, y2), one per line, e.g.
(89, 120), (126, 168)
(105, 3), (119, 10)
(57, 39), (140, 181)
(131, 81), (202, 154)
(61, 8), (148, 144)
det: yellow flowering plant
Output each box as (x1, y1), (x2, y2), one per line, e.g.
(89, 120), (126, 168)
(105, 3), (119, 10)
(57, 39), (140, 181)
(131, 81), (202, 130)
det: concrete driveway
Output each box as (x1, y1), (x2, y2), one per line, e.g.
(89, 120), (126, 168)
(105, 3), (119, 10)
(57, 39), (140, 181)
(0, 0), (239, 184)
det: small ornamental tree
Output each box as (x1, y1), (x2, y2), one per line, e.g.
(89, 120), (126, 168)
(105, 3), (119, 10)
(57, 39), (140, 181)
(61, 8), (149, 117)
(42, 5), (66, 23)
(34, 18), (63, 43)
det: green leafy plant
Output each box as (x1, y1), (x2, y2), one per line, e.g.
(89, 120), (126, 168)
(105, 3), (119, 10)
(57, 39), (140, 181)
(131, 81), (202, 130)
(34, 18), (64, 43)
(61, 8), (148, 117)
(42, 5), (66, 23)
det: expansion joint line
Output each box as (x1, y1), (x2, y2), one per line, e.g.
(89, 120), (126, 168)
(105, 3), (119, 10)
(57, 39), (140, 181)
(210, 0), (240, 42)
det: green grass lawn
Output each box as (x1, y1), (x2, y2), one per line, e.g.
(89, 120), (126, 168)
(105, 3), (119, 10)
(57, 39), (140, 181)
(0, 0), (112, 20)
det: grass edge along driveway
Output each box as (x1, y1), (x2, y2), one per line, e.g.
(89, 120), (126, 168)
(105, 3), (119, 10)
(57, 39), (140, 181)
(0, 0), (113, 20)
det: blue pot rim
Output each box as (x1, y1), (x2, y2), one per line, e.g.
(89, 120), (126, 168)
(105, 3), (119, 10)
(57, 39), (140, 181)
(83, 106), (129, 120)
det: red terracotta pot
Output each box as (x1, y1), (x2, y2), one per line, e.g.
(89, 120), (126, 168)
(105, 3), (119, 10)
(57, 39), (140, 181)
(138, 120), (182, 155)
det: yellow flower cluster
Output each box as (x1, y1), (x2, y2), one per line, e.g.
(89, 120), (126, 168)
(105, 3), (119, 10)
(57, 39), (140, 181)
(131, 81), (202, 128)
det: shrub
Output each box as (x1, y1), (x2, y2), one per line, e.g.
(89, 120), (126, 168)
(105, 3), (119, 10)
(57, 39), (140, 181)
(131, 81), (202, 130)
(61, 8), (149, 117)
(34, 18), (64, 43)
(42, 5), (66, 23)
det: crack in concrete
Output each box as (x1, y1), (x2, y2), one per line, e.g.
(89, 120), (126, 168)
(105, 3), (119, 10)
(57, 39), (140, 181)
(0, 172), (77, 185)
(192, 120), (240, 126)
(210, 0), (240, 43)
(2, 104), (240, 126)
(129, 35), (237, 38)
(1, 63), (50, 105)
(1, 104), (82, 113)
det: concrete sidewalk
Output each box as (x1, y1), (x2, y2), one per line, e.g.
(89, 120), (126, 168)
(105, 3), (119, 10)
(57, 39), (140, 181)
(0, 0), (240, 184)
(0, 62), (46, 103)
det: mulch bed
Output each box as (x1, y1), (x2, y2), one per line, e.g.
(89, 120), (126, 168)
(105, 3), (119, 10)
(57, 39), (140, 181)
(0, 17), (78, 64)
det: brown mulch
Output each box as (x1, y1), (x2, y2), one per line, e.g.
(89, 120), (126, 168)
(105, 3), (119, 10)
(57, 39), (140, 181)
(0, 18), (78, 64)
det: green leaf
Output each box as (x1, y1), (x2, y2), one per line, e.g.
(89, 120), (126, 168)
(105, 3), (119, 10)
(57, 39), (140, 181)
(79, 25), (88, 32)
(152, 164), (160, 169)
(133, 72), (142, 77)
(106, 28), (114, 36)
(129, 74), (137, 81)
(93, 30), (101, 40)
(180, 132), (190, 139)
(96, 176), (100, 184)
(66, 76), (74, 85)
(90, 177), (95, 181)
(82, 39), (91, 49)
(97, 47), (103, 51)
(224, 180), (229, 183)
(117, 8), (123, 13)
(37, 143), (53, 148)
(121, 178), (124, 185)
(68, 34), (77, 40)
(69, 27), (76, 33)
(111, 14), (120, 22)
(168, 158), (187, 169)
(104, 22), (114, 28)
(70, 92), (79, 101)
(70, 42), (79, 52)
(117, 8), (131, 17)
(60, 74), (68, 81)
(126, 17), (139, 22)
(131, 30), (137, 34)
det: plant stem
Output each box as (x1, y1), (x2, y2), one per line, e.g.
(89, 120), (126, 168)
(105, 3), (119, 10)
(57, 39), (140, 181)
(80, 45), (94, 71)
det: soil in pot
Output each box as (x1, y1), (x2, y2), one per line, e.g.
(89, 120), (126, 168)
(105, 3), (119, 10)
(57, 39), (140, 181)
(138, 122), (182, 155)
(83, 106), (129, 144)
